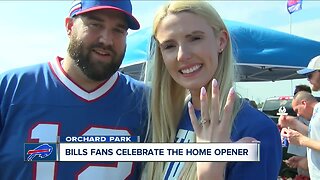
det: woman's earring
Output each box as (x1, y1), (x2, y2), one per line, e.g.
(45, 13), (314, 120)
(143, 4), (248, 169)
(219, 48), (224, 53)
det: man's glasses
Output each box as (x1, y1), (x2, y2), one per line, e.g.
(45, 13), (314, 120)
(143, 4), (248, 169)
(306, 70), (319, 79)
(306, 72), (313, 79)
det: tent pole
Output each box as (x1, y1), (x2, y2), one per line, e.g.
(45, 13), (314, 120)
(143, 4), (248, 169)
(289, 14), (292, 34)
(291, 80), (293, 96)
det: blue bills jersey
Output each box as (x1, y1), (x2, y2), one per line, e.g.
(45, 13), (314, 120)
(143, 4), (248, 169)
(0, 57), (149, 180)
(164, 102), (282, 180)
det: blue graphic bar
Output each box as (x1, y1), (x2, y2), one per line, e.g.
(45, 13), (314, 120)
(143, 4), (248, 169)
(59, 136), (140, 143)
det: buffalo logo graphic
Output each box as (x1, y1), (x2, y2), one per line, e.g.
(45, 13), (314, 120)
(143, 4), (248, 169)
(27, 144), (53, 161)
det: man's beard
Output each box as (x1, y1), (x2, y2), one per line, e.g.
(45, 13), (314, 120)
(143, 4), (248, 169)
(67, 36), (125, 81)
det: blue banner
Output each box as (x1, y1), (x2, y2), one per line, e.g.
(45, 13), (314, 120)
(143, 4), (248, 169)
(59, 136), (140, 143)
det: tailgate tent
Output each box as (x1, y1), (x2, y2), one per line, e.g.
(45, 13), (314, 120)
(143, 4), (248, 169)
(121, 20), (320, 82)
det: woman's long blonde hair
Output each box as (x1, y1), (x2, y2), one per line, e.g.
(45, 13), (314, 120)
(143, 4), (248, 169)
(143, 1), (242, 179)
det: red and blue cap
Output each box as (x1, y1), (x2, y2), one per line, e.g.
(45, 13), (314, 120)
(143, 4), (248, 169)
(69, 0), (140, 30)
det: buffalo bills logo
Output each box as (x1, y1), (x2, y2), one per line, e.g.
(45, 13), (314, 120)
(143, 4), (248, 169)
(27, 144), (53, 161)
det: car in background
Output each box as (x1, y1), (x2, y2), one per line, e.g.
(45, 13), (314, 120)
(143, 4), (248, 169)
(261, 96), (296, 124)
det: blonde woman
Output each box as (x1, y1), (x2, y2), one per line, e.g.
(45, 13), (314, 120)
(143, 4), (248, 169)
(144, 1), (282, 179)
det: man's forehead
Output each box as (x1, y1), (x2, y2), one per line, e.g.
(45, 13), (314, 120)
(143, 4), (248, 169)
(80, 9), (127, 25)
(292, 99), (299, 106)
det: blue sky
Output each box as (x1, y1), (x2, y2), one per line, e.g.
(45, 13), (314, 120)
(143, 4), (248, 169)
(1, 1), (320, 102)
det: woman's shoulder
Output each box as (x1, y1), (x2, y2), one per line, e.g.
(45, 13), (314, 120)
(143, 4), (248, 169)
(231, 102), (279, 138)
(237, 102), (274, 125)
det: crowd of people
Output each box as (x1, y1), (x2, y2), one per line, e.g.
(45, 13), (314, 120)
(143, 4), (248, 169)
(0, 0), (318, 179)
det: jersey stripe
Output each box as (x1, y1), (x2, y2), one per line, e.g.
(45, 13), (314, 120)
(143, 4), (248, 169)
(49, 57), (118, 101)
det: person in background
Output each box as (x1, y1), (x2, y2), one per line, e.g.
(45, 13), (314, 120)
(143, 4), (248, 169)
(281, 91), (320, 179)
(278, 84), (312, 134)
(143, 1), (282, 179)
(297, 55), (320, 91)
(0, 0), (149, 179)
(294, 85), (312, 126)
(294, 84), (312, 96)
(283, 156), (309, 179)
(279, 84), (312, 179)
